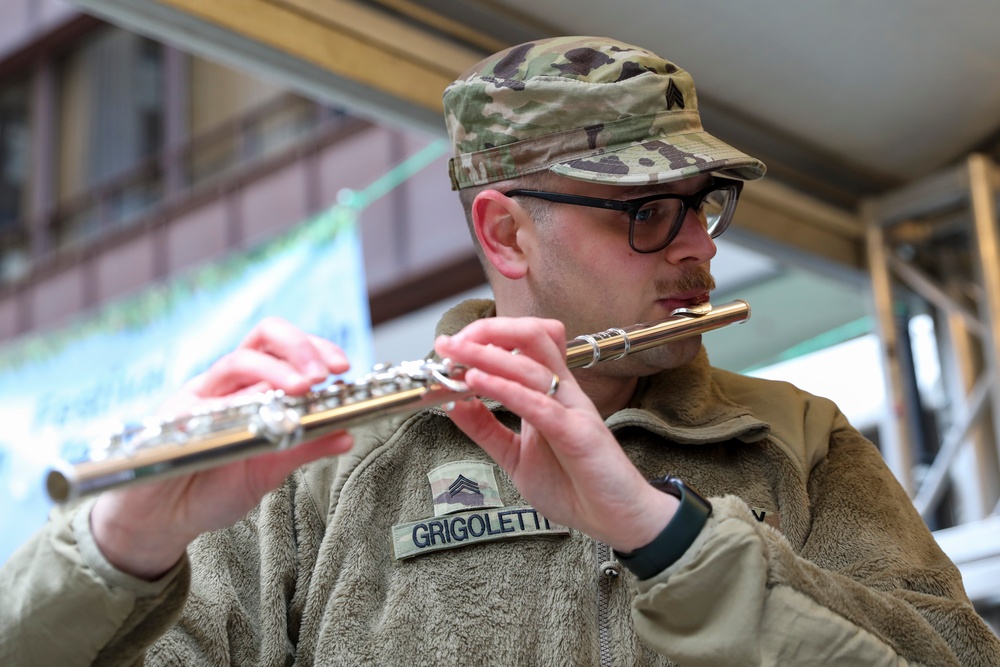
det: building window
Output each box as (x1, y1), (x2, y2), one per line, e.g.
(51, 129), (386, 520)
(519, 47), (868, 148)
(0, 23), (346, 288)
(0, 78), (30, 283)
(55, 27), (164, 245)
(186, 58), (322, 185)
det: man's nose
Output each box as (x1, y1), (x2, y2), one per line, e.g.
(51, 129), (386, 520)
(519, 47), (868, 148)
(662, 209), (718, 265)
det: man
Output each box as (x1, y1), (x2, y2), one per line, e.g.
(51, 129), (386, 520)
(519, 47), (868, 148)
(3, 36), (999, 666)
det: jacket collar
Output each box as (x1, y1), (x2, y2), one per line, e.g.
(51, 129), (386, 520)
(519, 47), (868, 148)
(434, 299), (770, 445)
(610, 346), (770, 445)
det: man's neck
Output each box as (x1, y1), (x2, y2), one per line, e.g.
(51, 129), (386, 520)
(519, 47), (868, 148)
(574, 371), (638, 419)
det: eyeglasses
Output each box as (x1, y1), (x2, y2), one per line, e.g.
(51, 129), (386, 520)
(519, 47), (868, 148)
(505, 177), (743, 253)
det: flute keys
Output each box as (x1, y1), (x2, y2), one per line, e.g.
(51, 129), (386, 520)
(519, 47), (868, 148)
(87, 428), (125, 461)
(252, 395), (303, 448)
(369, 376), (401, 397)
(185, 413), (215, 437)
(350, 378), (372, 400)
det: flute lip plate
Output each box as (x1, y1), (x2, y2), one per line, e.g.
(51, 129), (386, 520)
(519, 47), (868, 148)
(670, 302), (713, 317)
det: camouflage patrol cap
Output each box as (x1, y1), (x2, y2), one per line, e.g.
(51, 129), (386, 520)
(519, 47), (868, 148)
(444, 36), (766, 190)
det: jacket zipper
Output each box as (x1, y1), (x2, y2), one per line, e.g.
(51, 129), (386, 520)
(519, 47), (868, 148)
(597, 541), (614, 667)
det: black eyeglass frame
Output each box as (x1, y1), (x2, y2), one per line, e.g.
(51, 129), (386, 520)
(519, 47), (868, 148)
(504, 176), (744, 254)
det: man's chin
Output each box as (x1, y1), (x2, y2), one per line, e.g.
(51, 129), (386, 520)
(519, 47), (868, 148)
(585, 335), (703, 377)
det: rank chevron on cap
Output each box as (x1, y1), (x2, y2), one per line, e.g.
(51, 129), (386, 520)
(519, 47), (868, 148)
(665, 79), (685, 110)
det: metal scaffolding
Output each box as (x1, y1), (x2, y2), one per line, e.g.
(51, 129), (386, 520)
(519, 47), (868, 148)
(863, 154), (1000, 609)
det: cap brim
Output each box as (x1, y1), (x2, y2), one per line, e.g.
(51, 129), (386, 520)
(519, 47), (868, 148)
(548, 130), (766, 185)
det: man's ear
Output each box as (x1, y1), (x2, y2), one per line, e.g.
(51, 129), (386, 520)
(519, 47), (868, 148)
(471, 190), (531, 280)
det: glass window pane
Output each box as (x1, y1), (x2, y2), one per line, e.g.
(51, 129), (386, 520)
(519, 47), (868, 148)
(56, 27), (164, 241)
(189, 57), (284, 135)
(0, 229), (30, 283)
(0, 78), (29, 231)
(186, 58), (317, 185)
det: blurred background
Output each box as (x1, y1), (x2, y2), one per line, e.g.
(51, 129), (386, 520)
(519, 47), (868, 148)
(0, 0), (998, 630)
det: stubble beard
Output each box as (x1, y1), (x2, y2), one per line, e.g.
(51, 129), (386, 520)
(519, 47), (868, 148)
(651, 265), (717, 306)
(567, 265), (717, 377)
(578, 334), (703, 380)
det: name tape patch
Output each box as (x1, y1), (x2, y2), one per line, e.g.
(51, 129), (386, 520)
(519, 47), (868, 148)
(392, 506), (569, 560)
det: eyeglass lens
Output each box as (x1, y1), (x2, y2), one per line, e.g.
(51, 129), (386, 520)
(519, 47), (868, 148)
(630, 185), (736, 252)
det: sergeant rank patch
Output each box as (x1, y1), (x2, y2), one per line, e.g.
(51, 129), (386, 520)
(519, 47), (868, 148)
(392, 460), (569, 560)
(749, 505), (781, 531)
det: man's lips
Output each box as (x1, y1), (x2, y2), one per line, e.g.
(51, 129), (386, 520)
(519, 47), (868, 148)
(657, 291), (711, 312)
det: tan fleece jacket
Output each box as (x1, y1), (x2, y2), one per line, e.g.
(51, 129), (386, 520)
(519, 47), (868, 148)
(2, 299), (998, 666)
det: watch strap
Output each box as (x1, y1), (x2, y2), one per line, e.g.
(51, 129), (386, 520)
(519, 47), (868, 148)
(615, 476), (712, 580)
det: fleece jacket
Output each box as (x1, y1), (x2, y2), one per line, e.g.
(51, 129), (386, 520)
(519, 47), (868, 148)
(2, 299), (999, 666)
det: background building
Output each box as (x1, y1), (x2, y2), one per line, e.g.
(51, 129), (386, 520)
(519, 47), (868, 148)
(0, 5), (482, 345)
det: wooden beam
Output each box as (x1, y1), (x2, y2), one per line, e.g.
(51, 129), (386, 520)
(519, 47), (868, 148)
(367, 0), (510, 54)
(153, 0), (479, 113)
(731, 179), (866, 282)
(278, 0), (485, 74)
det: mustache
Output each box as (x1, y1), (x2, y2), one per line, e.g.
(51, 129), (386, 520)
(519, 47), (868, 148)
(653, 266), (716, 296)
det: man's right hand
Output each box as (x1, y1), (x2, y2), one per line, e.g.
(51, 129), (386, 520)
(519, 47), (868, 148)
(89, 317), (355, 580)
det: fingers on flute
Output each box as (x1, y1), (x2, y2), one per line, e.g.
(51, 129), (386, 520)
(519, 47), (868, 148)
(240, 317), (346, 382)
(195, 348), (321, 398)
(449, 317), (566, 353)
(462, 368), (572, 431)
(438, 318), (567, 381)
(307, 334), (351, 374)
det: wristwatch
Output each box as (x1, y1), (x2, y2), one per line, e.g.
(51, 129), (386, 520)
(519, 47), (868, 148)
(615, 476), (713, 580)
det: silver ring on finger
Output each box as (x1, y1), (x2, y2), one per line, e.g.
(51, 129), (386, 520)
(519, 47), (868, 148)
(546, 373), (560, 397)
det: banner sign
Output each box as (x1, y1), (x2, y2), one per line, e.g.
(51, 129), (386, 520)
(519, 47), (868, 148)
(0, 207), (373, 563)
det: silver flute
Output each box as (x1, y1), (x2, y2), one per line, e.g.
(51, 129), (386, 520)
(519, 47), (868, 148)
(46, 300), (749, 503)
